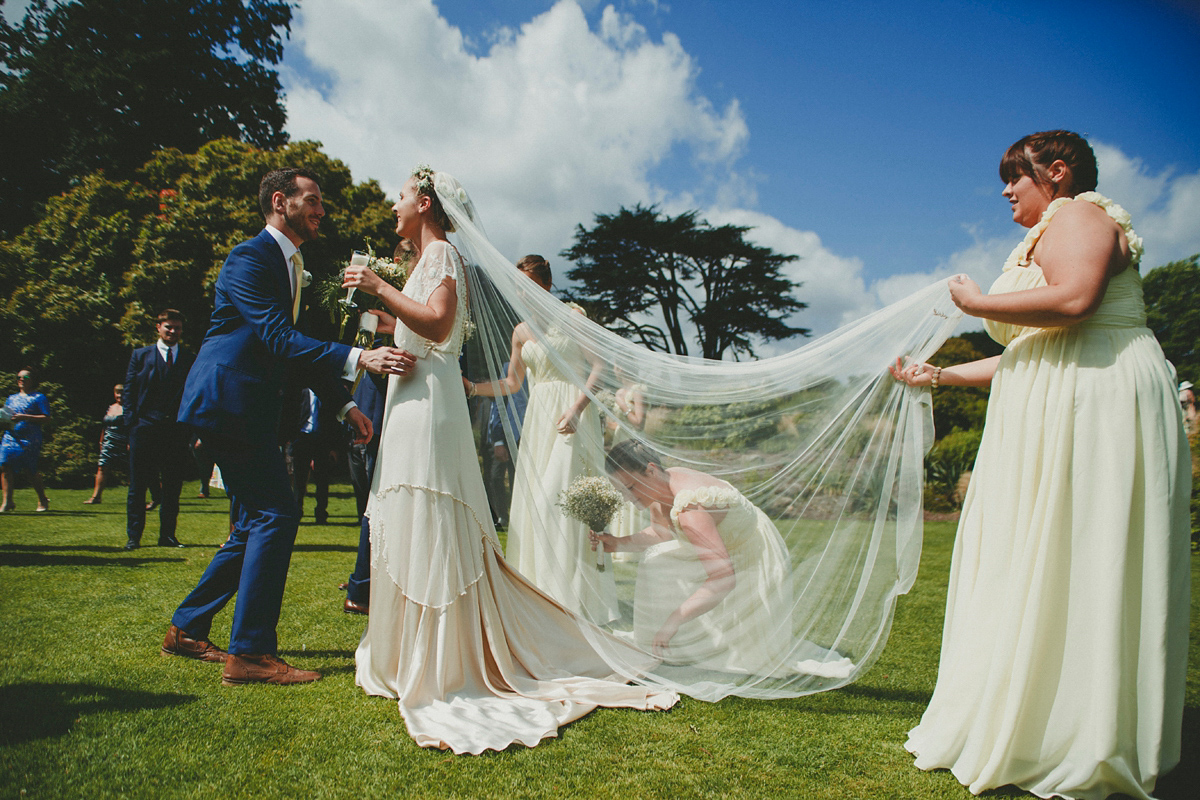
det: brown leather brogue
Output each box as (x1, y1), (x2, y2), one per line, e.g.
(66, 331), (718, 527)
(221, 654), (321, 686)
(343, 597), (368, 615)
(161, 624), (229, 662)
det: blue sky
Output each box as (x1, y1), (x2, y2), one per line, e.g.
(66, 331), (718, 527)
(275, 0), (1200, 337)
(418, 0), (1200, 278)
(7, 0), (1196, 339)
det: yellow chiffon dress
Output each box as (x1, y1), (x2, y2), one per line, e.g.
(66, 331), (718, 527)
(905, 194), (1191, 799)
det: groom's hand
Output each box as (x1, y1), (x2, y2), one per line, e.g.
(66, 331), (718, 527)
(359, 346), (415, 376)
(345, 407), (373, 445)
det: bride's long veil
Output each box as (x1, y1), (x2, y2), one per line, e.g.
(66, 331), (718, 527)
(433, 172), (961, 700)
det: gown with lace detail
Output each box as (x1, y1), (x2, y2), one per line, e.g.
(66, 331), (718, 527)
(904, 195), (1191, 800)
(635, 480), (854, 679)
(355, 241), (676, 754)
(506, 330), (619, 624)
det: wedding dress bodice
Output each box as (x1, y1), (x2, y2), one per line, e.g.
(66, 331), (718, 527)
(391, 240), (470, 358)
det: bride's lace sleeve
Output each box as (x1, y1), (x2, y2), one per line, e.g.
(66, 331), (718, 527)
(393, 241), (470, 357)
(423, 240), (463, 285)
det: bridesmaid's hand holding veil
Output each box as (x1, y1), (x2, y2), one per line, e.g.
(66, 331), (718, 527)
(947, 273), (983, 313)
(889, 357), (936, 388)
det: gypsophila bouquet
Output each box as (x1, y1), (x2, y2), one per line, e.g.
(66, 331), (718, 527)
(558, 476), (624, 571)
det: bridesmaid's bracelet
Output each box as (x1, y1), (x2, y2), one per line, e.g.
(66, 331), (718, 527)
(931, 366), (942, 389)
(467, 380), (476, 398)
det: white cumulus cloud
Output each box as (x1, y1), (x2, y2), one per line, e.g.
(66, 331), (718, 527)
(1094, 141), (1200, 271)
(283, 0), (746, 260)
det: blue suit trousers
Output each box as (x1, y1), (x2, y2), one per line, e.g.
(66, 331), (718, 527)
(171, 435), (300, 655)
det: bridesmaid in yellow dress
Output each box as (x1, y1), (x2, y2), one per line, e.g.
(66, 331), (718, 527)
(606, 365), (649, 561)
(893, 130), (1190, 800)
(468, 256), (619, 625)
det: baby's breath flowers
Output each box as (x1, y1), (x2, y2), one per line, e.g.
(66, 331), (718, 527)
(558, 476), (624, 571)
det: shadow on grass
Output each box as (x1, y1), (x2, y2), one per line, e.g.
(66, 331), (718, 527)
(0, 547), (185, 567)
(292, 544), (356, 553)
(278, 649), (355, 659)
(0, 682), (197, 745)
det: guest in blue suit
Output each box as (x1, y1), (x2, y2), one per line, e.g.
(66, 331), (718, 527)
(123, 309), (194, 549)
(161, 167), (414, 686)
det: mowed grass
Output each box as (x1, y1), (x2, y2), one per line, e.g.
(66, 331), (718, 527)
(0, 485), (1196, 799)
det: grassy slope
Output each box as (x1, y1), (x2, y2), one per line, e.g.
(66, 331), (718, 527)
(0, 486), (1196, 799)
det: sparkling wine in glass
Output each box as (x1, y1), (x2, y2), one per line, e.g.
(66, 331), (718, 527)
(342, 250), (370, 310)
(339, 250), (369, 337)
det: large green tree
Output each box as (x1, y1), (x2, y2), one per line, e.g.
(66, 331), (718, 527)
(560, 205), (808, 360)
(1142, 254), (1199, 385)
(0, 138), (397, 484)
(0, 0), (293, 235)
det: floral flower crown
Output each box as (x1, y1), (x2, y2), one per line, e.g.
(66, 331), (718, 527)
(412, 163), (436, 196)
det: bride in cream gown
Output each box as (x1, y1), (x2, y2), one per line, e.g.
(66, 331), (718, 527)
(347, 167), (675, 754)
(895, 131), (1189, 800)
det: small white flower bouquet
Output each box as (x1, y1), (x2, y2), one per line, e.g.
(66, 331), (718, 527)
(558, 476), (624, 571)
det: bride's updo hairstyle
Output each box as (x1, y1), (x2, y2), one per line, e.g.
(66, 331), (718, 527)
(516, 254), (552, 289)
(606, 439), (662, 476)
(1000, 130), (1098, 198)
(411, 164), (456, 233)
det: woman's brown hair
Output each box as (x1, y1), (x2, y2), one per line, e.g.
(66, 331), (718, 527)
(999, 130), (1098, 196)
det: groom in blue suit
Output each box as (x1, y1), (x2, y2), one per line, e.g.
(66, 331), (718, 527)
(161, 168), (413, 686)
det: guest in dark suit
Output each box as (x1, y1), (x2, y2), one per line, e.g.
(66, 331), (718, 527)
(343, 370), (387, 615)
(289, 388), (342, 524)
(123, 309), (194, 549)
(161, 167), (413, 686)
(485, 364), (528, 528)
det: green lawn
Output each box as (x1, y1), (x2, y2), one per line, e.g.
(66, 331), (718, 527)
(1, 485), (1196, 799)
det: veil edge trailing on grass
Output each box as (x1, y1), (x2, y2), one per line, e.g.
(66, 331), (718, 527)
(434, 171), (962, 701)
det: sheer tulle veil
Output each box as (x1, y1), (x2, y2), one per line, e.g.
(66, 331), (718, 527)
(432, 171), (962, 700)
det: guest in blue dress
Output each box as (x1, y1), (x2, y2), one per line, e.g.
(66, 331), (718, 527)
(0, 370), (52, 512)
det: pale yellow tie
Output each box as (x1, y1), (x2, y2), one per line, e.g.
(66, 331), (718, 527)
(290, 251), (304, 323)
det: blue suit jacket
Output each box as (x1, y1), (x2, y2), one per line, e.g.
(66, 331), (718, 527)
(178, 229), (352, 445)
(124, 344), (194, 427)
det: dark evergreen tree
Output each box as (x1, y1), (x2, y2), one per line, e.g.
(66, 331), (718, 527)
(560, 204), (808, 360)
(1142, 254), (1199, 385)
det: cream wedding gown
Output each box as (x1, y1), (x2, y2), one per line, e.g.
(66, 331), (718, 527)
(904, 195), (1191, 800)
(505, 329), (619, 624)
(355, 241), (676, 754)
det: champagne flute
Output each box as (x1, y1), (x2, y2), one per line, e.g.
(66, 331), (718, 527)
(339, 250), (369, 336)
(342, 249), (369, 309)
